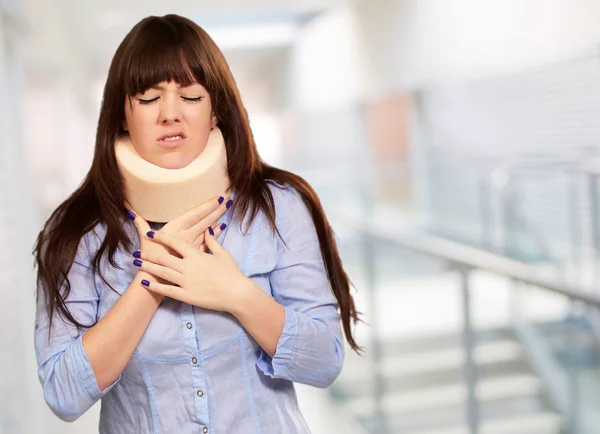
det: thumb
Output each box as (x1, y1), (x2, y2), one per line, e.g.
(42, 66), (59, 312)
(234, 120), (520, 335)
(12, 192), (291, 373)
(204, 227), (226, 256)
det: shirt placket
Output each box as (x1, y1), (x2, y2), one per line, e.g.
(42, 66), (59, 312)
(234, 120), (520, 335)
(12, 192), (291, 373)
(181, 193), (235, 433)
(181, 307), (211, 432)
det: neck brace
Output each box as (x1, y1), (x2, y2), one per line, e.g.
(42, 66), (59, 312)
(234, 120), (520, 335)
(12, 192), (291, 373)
(115, 127), (230, 223)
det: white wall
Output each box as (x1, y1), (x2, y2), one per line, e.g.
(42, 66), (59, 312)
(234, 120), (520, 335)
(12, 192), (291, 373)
(356, 0), (600, 94)
(0, 4), (51, 434)
(405, 0), (600, 84)
(22, 80), (97, 217)
(289, 4), (367, 111)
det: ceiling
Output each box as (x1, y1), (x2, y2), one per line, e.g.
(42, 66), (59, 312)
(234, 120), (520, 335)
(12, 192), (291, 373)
(17, 0), (347, 80)
(9, 0), (350, 112)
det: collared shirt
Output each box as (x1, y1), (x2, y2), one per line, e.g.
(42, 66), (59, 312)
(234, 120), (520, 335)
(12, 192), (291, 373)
(34, 180), (344, 434)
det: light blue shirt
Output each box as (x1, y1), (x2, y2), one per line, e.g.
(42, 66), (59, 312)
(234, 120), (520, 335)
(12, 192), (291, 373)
(34, 180), (344, 434)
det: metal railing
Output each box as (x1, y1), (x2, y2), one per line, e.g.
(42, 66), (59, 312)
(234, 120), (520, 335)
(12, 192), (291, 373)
(336, 216), (600, 434)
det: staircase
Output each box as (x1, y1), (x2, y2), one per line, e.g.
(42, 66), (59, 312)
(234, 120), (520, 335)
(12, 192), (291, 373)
(329, 320), (600, 434)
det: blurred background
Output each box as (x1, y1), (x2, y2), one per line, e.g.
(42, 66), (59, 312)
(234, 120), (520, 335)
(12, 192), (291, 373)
(2, 0), (600, 433)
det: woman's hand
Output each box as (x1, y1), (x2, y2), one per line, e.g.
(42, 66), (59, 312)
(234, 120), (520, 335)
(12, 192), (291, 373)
(132, 227), (249, 313)
(128, 194), (232, 287)
(128, 209), (170, 287)
(128, 194), (233, 255)
(160, 194), (233, 252)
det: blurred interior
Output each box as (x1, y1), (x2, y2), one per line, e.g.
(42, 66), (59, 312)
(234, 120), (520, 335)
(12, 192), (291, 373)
(2, 0), (600, 433)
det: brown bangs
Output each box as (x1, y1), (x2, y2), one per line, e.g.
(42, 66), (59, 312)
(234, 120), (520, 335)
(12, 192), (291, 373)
(121, 16), (210, 96)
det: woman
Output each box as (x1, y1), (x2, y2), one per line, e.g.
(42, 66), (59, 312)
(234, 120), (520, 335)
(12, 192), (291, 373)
(33, 13), (360, 434)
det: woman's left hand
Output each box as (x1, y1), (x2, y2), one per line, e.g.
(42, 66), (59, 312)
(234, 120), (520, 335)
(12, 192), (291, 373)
(133, 228), (249, 312)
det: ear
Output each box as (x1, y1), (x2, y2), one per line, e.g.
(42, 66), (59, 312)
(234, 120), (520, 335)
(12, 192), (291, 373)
(211, 113), (218, 130)
(122, 119), (128, 132)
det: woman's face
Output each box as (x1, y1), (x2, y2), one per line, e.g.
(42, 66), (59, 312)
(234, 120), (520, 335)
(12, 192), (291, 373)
(123, 80), (217, 169)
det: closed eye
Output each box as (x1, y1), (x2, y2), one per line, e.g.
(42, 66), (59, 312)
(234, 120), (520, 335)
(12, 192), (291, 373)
(138, 97), (159, 104)
(137, 96), (204, 104)
(182, 96), (204, 102)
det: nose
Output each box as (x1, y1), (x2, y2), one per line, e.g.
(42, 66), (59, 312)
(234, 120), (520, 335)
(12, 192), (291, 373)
(158, 95), (181, 124)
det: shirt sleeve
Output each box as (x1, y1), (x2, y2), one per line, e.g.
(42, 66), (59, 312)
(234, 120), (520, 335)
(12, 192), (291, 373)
(256, 184), (345, 388)
(34, 230), (120, 422)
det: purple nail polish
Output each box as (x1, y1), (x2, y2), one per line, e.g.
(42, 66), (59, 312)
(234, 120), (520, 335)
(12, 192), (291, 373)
(133, 251), (141, 259)
(133, 259), (142, 267)
(127, 210), (136, 221)
(226, 199), (233, 209)
(147, 231), (155, 238)
(220, 223), (227, 231)
(208, 226), (214, 236)
(141, 280), (150, 287)
(218, 196), (224, 204)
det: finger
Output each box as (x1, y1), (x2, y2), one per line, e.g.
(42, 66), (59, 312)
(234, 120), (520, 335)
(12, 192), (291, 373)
(179, 194), (230, 229)
(201, 222), (226, 253)
(140, 279), (194, 304)
(134, 249), (185, 274)
(133, 257), (185, 287)
(189, 195), (233, 235)
(146, 230), (196, 258)
(129, 209), (151, 234)
(204, 225), (228, 257)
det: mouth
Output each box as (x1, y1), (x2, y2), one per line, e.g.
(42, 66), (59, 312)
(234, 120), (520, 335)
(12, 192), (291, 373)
(156, 131), (187, 149)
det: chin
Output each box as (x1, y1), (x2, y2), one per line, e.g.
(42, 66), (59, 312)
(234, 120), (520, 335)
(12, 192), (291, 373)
(155, 154), (197, 170)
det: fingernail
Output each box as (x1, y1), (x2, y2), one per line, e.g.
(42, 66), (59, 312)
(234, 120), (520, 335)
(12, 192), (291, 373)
(147, 231), (155, 238)
(133, 251), (141, 259)
(220, 223), (227, 231)
(218, 196), (224, 204)
(127, 210), (136, 221)
(133, 259), (142, 267)
(208, 226), (214, 236)
(226, 199), (233, 209)
(141, 280), (150, 287)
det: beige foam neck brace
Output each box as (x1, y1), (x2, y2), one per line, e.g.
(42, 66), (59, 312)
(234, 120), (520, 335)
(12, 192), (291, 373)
(115, 127), (230, 223)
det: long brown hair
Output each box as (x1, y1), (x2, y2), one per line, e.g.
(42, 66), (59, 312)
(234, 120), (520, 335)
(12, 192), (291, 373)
(33, 14), (361, 352)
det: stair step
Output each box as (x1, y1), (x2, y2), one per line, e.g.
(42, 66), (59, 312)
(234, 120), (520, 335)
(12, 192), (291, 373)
(364, 395), (559, 433)
(381, 339), (523, 376)
(344, 374), (547, 415)
(338, 340), (533, 395)
(376, 327), (515, 358)
(402, 411), (563, 434)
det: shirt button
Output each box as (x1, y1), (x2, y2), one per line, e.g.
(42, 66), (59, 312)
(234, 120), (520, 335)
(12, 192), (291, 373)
(192, 357), (197, 364)
(197, 389), (204, 397)
(202, 427), (208, 433)
(186, 322), (192, 329)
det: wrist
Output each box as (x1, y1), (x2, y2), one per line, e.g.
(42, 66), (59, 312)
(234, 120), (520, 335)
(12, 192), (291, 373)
(228, 275), (259, 318)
